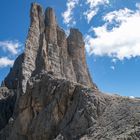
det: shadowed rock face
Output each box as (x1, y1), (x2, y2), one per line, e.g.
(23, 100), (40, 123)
(0, 87), (16, 130)
(0, 3), (140, 140)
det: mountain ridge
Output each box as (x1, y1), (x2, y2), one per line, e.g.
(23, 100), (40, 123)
(4, 3), (97, 94)
(0, 3), (140, 140)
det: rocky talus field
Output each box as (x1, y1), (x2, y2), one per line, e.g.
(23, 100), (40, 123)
(0, 3), (140, 140)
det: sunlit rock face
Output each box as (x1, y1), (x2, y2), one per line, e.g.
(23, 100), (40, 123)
(0, 3), (140, 140)
(4, 3), (96, 94)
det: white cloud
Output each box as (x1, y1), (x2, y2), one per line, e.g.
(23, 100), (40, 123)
(110, 66), (115, 70)
(85, 7), (140, 60)
(86, 0), (109, 8)
(104, 8), (134, 23)
(112, 58), (117, 63)
(0, 40), (22, 68)
(84, 8), (98, 23)
(62, 0), (79, 26)
(62, 0), (110, 25)
(0, 40), (22, 55)
(84, 0), (109, 23)
(0, 57), (14, 68)
(129, 96), (135, 99)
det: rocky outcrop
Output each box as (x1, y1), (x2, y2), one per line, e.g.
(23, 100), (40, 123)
(1, 73), (140, 140)
(0, 2), (140, 140)
(67, 29), (93, 87)
(4, 54), (23, 89)
(0, 87), (16, 130)
(4, 3), (96, 95)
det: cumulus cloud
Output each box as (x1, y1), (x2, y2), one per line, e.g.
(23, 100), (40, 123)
(84, 0), (109, 23)
(0, 57), (14, 68)
(0, 40), (22, 68)
(62, 0), (79, 26)
(85, 6), (140, 60)
(0, 40), (22, 55)
(103, 8), (134, 23)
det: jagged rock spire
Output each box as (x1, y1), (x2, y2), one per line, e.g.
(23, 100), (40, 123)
(45, 7), (57, 27)
(4, 3), (97, 94)
(67, 28), (94, 87)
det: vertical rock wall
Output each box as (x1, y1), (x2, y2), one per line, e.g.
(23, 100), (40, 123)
(4, 3), (97, 94)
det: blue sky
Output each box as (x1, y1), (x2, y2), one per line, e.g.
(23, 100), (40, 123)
(0, 0), (140, 97)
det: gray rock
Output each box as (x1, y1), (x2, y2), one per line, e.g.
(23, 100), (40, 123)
(4, 3), (97, 95)
(1, 74), (140, 140)
(0, 87), (16, 130)
(67, 28), (96, 89)
(4, 53), (24, 90)
(0, 2), (140, 140)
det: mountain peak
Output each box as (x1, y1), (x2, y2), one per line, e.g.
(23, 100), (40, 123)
(45, 7), (57, 27)
(4, 3), (97, 94)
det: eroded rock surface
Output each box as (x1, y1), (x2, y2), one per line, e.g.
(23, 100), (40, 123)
(0, 87), (16, 130)
(4, 3), (96, 95)
(0, 3), (140, 140)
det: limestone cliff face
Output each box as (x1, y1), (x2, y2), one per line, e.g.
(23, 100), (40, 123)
(0, 3), (140, 140)
(4, 3), (96, 94)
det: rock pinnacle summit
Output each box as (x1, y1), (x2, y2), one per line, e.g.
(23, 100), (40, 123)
(4, 3), (97, 94)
